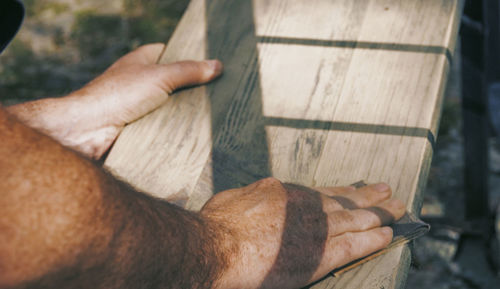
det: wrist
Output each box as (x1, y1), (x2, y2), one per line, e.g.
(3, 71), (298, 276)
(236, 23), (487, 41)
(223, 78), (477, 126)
(6, 97), (68, 134)
(199, 212), (245, 289)
(7, 94), (119, 159)
(109, 188), (235, 289)
(200, 215), (239, 289)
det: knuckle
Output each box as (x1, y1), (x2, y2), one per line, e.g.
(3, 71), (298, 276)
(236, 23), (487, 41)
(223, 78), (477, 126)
(178, 60), (202, 71)
(253, 177), (287, 198)
(323, 197), (341, 212)
(365, 209), (383, 225)
(172, 61), (209, 80)
(136, 43), (162, 52)
(329, 210), (355, 235)
(134, 45), (151, 55)
(354, 212), (372, 230)
(257, 177), (282, 187)
(341, 232), (355, 260)
(337, 210), (356, 224)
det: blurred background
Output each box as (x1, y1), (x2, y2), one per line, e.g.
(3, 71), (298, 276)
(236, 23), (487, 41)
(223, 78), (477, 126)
(0, 0), (499, 288)
(0, 0), (189, 105)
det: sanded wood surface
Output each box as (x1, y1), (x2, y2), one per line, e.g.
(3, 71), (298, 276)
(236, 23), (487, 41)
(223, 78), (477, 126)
(104, 0), (463, 288)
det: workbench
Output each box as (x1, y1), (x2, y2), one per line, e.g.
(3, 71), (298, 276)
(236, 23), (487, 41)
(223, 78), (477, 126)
(104, 0), (464, 288)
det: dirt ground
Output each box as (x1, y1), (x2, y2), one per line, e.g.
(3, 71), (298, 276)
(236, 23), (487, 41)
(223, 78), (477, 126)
(1, 0), (499, 288)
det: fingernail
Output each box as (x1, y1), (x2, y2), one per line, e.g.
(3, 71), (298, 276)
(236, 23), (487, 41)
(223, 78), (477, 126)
(205, 59), (222, 75)
(381, 227), (393, 236)
(373, 183), (389, 192)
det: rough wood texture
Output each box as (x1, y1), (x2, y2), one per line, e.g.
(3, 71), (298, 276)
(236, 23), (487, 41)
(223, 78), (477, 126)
(104, 0), (463, 288)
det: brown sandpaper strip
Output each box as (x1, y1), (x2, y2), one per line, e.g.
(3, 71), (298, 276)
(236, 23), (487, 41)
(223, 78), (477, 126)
(330, 181), (430, 277)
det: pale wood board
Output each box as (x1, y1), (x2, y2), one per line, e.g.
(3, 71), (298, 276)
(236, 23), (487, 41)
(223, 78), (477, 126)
(104, 0), (463, 288)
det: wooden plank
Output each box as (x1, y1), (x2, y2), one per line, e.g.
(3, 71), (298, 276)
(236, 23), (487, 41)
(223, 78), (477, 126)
(104, 0), (463, 288)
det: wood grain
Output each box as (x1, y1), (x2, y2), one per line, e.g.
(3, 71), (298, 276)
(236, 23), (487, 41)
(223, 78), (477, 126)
(104, 0), (463, 288)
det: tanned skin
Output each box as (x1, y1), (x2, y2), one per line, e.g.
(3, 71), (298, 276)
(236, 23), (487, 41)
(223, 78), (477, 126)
(0, 44), (406, 289)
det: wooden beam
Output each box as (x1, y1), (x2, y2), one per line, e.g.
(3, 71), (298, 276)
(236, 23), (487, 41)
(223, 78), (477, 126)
(104, 0), (464, 288)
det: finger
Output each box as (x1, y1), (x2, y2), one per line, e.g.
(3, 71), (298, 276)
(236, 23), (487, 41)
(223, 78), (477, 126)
(111, 43), (167, 67)
(327, 199), (406, 236)
(322, 183), (392, 210)
(320, 183), (391, 212)
(310, 227), (393, 281)
(321, 194), (352, 212)
(155, 60), (223, 93)
(318, 183), (390, 197)
(314, 186), (356, 195)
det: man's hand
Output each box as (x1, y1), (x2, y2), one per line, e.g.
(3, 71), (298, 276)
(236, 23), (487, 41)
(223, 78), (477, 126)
(1, 43), (405, 289)
(6, 43), (222, 159)
(201, 178), (406, 289)
(1, 102), (405, 288)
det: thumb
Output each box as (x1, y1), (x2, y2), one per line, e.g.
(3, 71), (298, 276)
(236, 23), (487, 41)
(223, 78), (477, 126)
(156, 60), (223, 93)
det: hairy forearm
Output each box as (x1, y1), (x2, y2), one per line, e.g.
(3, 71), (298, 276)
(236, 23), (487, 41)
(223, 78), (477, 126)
(0, 107), (226, 289)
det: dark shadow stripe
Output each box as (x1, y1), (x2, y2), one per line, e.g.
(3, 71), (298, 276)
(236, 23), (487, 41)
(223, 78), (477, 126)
(264, 116), (436, 149)
(257, 36), (453, 64)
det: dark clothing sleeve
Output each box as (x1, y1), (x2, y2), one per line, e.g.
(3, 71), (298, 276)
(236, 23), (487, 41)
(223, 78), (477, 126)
(0, 0), (24, 54)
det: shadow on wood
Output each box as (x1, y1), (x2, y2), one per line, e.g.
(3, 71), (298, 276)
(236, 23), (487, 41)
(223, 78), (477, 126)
(205, 0), (271, 192)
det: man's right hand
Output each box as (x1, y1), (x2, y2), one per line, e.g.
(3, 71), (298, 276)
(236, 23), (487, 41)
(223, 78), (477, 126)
(201, 178), (405, 289)
(1, 101), (404, 289)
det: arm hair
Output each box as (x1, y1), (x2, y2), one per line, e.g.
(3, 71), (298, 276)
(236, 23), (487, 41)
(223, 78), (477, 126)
(0, 107), (228, 289)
